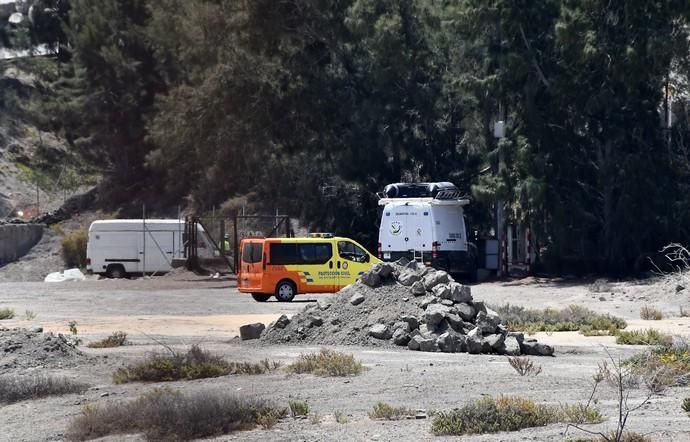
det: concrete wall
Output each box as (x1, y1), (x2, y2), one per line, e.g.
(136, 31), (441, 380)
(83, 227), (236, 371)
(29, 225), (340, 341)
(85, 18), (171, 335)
(0, 223), (43, 266)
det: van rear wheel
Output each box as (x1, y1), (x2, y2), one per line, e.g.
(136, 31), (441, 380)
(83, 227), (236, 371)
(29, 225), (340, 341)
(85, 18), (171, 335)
(275, 280), (296, 302)
(106, 264), (126, 279)
(251, 293), (271, 302)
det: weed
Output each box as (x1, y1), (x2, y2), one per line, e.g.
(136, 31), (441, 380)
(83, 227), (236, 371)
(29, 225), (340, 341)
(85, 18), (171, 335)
(23, 310), (37, 321)
(368, 401), (412, 420)
(639, 306), (663, 320)
(287, 349), (364, 376)
(309, 412), (321, 424)
(623, 342), (690, 389)
(589, 279), (612, 293)
(0, 307), (15, 320)
(87, 331), (128, 348)
(490, 304), (626, 334)
(682, 398), (690, 415)
(615, 329), (670, 346)
(507, 356), (542, 376)
(0, 374), (88, 404)
(558, 403), (605, 424)
(66, 321), (82, 346)
(334, 410), (349, 424)
(112, 346), (280, 383)
(67, 388), (285, 441)
(61, 230), (88, 268)
(288, 400), (309, 417)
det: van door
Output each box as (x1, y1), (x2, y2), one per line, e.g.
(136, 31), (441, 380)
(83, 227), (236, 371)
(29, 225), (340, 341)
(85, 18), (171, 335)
(239, 240), (264, 292)
(336, 240), (373, 289)
(296, 242), (336, 293)
(139, 230), (173, 273)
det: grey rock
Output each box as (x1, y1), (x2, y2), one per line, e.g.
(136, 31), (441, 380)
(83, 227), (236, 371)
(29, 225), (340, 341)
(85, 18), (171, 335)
(378, 262), (396, 279)
(306, 315), (323, 328)
(466, 327), (485, 354)
(410, 280), (426, 296)
(476, 311), (500, 334)
(423, 304), (450, 327)
(521, 340), (554, 356)
(454, 303), (476, 321)
(350, 293), (365, 306)
(360, 271), (381, 288)
(400, 315), (419, 330)
(392, 328), (411, 346)
(418, 337), (438, 352)
(398, 270), (421, 286)
(440, 299), (454, 307)
(473, 301), (488, 315)
(239, 323), (265, 340)
(508, 332), (525, 344)
(432, 283), (451, 299)
(482, 333), (505, 352)
(419, 296), (437, 309)
(418, 323), (433, 338)
(395, 257), (411, 267)
(29, 326), (43, 333)
(445, 314), (465, 333)
(393, 321), (411, 333)
(369, 324), (393, 340)
(408, 334), (422, 350)
(423, 270), (451, 291)
(448, 283), (473, 303)
(436, 331), (466, 353)
(317, 300), (331, 311)
(273, 315), (290, 329)
(503, 336), (521, 356)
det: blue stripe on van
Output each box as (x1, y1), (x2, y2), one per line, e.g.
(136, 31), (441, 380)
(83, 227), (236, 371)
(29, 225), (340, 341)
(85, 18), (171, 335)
(306, 278), (314, 283)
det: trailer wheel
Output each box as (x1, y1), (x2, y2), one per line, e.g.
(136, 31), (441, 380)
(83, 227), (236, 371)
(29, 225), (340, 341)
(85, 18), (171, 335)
(274, 280), (296, 302)
(251, 293), (271, 302)
(106, 264), (126, 279)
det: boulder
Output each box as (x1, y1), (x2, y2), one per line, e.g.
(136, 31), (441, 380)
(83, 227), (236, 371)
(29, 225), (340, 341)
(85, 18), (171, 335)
(239, 323), (265, 340)
(392, 328), (411, 346)
(418, 337), (438, 352)
(503, 336), (521, 356)
(306, 315), (323, 328)
(453, 303), (476, 321)
(436, 331), (466, 353)
(400, 315), (419, 331)
(508, 332), (525, 344)
(521, 340), (554, 356)
(423, 304), (450, 327)
(445, 314), (465, 333)
(466, 327), (485, 354)
(398, 270), (421, 286)
(440, 299), (454, 307)
(448, 283), (472, 303)
(410, 280), (426, 296)
(408, 334), (423, 351)
(423, 270), (451, 290)
(369, 324), (393, 340)
(482, 333), (505, 352)
(432, 283), (451, 299)
(350, 293), (365, 306)
(475, 311), (500, 334)
(317, 300), (331, 311)
(272, 315), (290, 329)
(393, 321), (411, 333)
(360, 271), (381, 288)
(419, 296), (437, 309)
(378, 262), (396, 279)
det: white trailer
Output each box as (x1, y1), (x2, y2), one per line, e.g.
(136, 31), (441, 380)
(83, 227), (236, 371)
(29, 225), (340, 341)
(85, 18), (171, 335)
(86, 219), (214, 278)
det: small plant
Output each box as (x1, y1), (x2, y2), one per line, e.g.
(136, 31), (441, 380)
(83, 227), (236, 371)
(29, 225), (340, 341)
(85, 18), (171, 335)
(507, 356), (542, 376)
(639, 306), (663, 320)
(558, 403), (605, 424)
(87, 331), (128, 348)
(287, 349), (364, 376)
(615, 329), (670, 346)
(589, 278), (612, 293)
(68, 320), (78, 335)
(334, 410), (349, 424)
(682, 398), (690, 415)
(309, 412), (321, 424)
(23, 310), (37, 321)
(0, 308), (15, 320)
(623, 342), (690, 390)
(288, 400), (309, 417)
(61, 230), (88, 268)
(255, 408), (285, 429)
(490, 304), (626, 334)
(66, 320), (82, 346)
(368, 401), (412, 420)
(0, 374), (88, 404)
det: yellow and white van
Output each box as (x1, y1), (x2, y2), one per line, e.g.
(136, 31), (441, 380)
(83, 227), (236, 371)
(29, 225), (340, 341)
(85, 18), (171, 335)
(238, 235), (380, 302)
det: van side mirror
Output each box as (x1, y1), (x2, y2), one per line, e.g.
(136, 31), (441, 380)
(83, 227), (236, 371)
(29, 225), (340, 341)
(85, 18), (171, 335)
(365, 254), (370, 263)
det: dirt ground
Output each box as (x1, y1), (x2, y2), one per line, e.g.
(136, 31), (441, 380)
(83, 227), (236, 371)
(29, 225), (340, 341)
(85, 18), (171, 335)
(1, 275), (690, 441)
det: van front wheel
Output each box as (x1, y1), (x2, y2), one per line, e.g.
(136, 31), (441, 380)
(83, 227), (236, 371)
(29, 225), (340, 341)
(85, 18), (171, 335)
(251, 293), (271, 302)
(275, 280), (296, 302)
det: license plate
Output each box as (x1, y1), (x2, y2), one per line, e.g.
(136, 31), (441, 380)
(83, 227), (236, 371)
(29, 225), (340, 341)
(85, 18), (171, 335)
(383, 253), (391, 259)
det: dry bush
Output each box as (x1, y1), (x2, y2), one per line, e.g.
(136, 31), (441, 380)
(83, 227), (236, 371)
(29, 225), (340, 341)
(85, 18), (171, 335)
(113, 345), (280, 383)
(623, 342), (690, 390)
(87, 331), (128, 348)
(491, 304), (626, 334)
(508, 356), (542, 376)
(334, 410), (349, 424)
(368, 401), (412, 420)
(0, 307), (15, 320)
(67, 387), (285, 441)
(0, 374), (88, 404)
(61, 230), (88, 268)
(589, 279), (612, 293)
(615, 329), (670, 346)
(288, 400), (309, 417)
(682, 398), (690, 415)
(287, 349), (364, 376)
(639, 306), (663, 321)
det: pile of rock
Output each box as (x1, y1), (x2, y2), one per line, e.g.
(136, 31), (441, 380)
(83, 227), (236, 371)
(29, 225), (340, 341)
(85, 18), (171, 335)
(0, 327), (89, 372)
(260, 260), (554, 356)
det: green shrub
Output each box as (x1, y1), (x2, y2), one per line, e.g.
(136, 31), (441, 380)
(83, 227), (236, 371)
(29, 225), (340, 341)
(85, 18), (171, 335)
(113, 346), (280, 383)
(682, 398), (690, 415)
(0, 308), (15, 320)
(639, 306), (663, 320)
(61, 230), (88, 268)
(288, 400), (309, 417)
(87, 331), (128, 348)
(490, 304), (626, 334)
(615, 329), (670, 346)
(287, 349), (364, 376)
(0, 375), (88, 404)
(431, 396), (603, 436)
(67, 387), (286, 441)
(368, 401), (412, 420)
(623, 343), (690, 389)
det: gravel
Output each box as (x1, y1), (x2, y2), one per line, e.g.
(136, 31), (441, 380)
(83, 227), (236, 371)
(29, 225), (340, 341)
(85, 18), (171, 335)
(0, 328), (89, 373)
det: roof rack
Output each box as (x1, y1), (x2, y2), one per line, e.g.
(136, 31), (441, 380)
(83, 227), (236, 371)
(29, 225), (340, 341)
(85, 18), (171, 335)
(308, 233), (334, 238)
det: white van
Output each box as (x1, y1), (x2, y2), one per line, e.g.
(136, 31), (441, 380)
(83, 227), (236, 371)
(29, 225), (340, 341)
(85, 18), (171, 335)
(86, 219), (215, 278)
(378, 183), (477, 278)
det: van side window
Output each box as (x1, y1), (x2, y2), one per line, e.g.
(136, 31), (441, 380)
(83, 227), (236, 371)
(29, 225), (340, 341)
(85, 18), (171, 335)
(299, 243), (332, 264)
(242, 243), (263, 264)
(338, 241), (368, 263)
(269, 243), (299, 265)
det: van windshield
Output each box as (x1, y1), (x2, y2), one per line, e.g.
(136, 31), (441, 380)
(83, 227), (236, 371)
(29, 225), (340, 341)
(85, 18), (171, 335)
(242, 243), (263, 264)
(338, 241), (368, 262)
